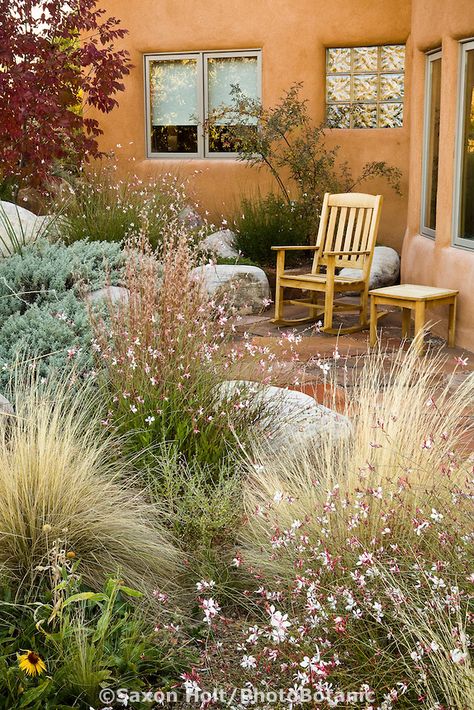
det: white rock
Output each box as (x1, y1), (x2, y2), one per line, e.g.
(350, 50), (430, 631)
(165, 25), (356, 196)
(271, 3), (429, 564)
(339, 246), (400, 290)
(0, 394), (13, 416)
(0, 201), (52, 256)
(217, 380), (351, 452)
(199, 229), (239, 259)
(85, 286), (130, 306)
(192, 264), (271, 314)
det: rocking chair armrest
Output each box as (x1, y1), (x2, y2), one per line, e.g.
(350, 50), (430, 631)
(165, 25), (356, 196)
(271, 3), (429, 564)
(325, 249), (371, 256)
(271, 245), (320, 251)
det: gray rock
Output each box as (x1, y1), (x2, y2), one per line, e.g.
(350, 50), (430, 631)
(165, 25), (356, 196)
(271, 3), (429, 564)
(339, 246), (400, 290)
(178, 205), (203, 228)
(0, 201), (53, 256)
(192, 264), (271, 314)
(217, 380), (351, 452)
(85, 286), (130, 306)
(199, 229), (239, 259)
(0, 394), (13, 416)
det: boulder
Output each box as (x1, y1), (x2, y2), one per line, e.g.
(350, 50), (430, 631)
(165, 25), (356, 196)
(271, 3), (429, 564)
(217, 380), (351, 452)
(16, 187), (48, 215)
(0, 394), (13, 416)
(199, 229), (239, 260)
(84, 286), (130, 306)
(339, 246), (400, 290)
(0, 201), (52, 256)
(178, 205), (204, 228)
(192, 264), (271, 314)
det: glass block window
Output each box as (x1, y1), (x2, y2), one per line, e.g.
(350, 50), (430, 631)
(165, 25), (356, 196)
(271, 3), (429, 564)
(326, 45), (405, 129)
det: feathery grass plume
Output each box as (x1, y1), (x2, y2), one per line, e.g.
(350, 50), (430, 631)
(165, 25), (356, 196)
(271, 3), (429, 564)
(241, 341), (474, 570)
(196, 343), (473, 706)
(0, 370), (181, 598)
(376, 566), (474, 709)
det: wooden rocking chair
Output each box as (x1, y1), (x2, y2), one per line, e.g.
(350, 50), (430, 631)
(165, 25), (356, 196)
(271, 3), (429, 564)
(272, 192), (383, 334)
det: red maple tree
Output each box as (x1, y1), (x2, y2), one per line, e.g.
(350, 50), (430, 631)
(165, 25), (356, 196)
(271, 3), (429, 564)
(0, 0), (132, 191)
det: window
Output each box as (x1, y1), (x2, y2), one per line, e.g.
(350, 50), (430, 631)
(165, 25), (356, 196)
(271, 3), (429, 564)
(453, 40), (474, 248)
(326, 45), (405, 129)
(421, 50), (442, 238)
(145, 50), (261, 158)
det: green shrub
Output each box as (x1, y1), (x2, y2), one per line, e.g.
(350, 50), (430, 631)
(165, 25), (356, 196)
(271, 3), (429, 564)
(0, 238), (124, 385)
(233, 193), (312, 266)
(147, 447), (245, 595)
(0, 237), (124, 318)
(0, 570), (195, 709)
(210, 83), (402, 251)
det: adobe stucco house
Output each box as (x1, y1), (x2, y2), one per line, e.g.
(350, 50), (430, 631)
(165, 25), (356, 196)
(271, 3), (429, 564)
(95, 0), (474, 350)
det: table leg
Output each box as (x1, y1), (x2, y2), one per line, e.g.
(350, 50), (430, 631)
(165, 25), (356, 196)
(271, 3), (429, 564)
(402, 308), (411, 339)
(448, 297), (457, 347)
(414, 301), (426, 355)
(369, 297), (377, 346)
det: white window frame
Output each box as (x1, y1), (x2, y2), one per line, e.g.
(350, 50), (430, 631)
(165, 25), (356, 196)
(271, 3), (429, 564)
(420, 49), (442, 239)
(144, 50), (262, 159)
(453, 38), (474, 249)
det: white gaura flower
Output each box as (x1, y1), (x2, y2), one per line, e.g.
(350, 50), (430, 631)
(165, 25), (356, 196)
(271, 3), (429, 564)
(240, 655), (257, 669)
(268, 605), (291, 642)
(430, 508), (444, 523)
(273, 490), (284, 504)
(450, 648), (467, 664)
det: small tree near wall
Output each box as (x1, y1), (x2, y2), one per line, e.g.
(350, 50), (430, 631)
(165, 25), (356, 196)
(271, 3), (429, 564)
(0, 0), (132, 193)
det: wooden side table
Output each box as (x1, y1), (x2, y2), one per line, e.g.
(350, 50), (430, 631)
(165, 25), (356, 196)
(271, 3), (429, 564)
(369, 284), (459, 353)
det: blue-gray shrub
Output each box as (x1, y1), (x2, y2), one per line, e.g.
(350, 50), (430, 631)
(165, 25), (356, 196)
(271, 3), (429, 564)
(0, 239), (124, 385)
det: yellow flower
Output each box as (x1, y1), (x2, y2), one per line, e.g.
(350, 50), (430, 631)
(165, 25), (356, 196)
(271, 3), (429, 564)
(18, 650), (46, 676)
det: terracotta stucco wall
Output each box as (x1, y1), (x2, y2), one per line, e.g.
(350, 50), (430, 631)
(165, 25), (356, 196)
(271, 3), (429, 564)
(94, 0), (411, 250)
(401, 0), (474, 350)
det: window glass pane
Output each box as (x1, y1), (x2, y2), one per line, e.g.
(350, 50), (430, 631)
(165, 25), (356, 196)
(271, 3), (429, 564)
(149, 58), (198, 153)
(459, 49), (474, 241)
(208, 56), (258, 116)
(207, 56), (258, 153)
(423, 57), (441, 232)
(353, 46), (378, 73)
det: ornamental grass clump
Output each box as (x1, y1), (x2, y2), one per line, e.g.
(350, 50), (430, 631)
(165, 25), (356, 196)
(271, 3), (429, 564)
(243, 344), (474, 559)
(0, 373), (180, 598)
(190, 345), (473, 708)
(59, 164), (207, 248)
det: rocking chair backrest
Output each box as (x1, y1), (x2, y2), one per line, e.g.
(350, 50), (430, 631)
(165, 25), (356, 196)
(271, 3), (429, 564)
(312, 192), (383, 276)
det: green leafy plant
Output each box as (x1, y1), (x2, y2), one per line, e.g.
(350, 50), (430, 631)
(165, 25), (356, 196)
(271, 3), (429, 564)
(0, 563), (195, 709)
(233, 193), (313, 266)
(146, 445), (246, 598)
